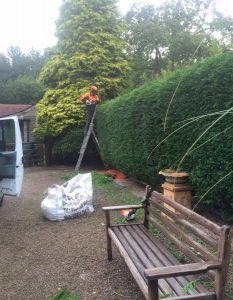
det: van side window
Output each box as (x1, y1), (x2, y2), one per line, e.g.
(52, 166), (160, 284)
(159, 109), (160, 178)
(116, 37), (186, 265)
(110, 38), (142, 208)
(0, 120), (15, 151)
(0, 123), (6, 151)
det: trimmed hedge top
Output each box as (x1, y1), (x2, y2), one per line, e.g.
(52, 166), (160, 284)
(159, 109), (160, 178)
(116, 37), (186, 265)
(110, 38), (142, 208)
(96, 52), (233, 221)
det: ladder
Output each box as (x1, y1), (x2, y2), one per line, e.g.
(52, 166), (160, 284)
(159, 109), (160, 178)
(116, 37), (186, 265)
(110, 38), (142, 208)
(74, 108), (100, 172)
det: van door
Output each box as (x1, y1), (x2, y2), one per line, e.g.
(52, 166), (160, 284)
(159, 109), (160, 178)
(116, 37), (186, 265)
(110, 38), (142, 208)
(0, 116), (24, 199)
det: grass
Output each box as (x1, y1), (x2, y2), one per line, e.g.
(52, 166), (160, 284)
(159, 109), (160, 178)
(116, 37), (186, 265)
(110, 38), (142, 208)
(181, 280), (199, 293)
(61, 172), (77, 181)
(92, 171), (144, 224)
(49, 288), (80, 300)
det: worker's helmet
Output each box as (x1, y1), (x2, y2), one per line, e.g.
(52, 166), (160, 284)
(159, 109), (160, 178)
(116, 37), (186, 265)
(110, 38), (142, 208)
(90, 86), (98, 92)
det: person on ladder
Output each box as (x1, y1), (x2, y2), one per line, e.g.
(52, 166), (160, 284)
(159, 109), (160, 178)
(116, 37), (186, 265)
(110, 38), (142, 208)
(80, 85), (100, 134)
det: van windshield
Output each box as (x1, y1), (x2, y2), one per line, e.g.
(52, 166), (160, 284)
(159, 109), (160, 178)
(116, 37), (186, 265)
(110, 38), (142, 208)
(0, 119), (16, 152)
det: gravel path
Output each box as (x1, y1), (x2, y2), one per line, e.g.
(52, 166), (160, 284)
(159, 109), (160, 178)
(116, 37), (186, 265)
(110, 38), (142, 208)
(0, 167), (144, 300)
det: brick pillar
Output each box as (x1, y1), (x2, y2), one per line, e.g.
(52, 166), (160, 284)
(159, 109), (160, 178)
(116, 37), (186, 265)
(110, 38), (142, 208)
(159, 170), (191, 213)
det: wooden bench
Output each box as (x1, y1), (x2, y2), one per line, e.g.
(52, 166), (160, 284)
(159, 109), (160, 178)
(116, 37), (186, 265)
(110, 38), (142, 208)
(102, 186), (232, 300)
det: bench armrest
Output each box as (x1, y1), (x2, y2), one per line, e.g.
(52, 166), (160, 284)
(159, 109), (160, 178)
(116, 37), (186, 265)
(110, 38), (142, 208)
(102, 204), (145, 212)
(144, 262), (221, 280)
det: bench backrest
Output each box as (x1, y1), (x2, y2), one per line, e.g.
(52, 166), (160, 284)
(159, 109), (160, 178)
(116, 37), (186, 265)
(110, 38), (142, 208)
(144, 187), (231, 296)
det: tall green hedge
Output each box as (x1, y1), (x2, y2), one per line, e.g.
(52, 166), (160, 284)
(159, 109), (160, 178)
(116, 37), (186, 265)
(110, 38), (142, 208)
(96, 52), (233, 221)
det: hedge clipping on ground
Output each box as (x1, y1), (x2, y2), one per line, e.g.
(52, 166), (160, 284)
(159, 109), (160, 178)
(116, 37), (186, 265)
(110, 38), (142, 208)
(96, 52), (233, 221)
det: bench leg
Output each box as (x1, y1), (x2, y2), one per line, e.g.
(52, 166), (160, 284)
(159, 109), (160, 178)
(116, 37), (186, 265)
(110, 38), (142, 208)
(107, 234), (112, 260)
(105, 211), (112, 260)
(148, 279), (159, 300)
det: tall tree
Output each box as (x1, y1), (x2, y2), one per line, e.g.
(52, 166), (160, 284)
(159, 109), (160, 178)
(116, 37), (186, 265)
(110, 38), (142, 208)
(159, 0), (219, 68)
(210, 11), (233, 48)
(35, 0), (130, 138)
(0, 53), (11, 82)
(125, 4), (167, 86)
(0, 47), (45, 104)
(7, 46), (29, 79)
(125, 0), (233, 87)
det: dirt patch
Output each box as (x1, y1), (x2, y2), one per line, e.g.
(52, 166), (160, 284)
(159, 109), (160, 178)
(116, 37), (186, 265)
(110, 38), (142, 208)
(0, 167), (144, 300)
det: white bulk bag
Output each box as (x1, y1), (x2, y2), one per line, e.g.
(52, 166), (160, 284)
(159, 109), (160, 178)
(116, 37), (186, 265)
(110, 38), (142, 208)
(41, 173), (94, 221)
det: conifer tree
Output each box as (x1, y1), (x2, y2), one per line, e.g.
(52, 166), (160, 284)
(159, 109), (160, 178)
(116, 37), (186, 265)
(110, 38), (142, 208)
(35, 0), (130, 138)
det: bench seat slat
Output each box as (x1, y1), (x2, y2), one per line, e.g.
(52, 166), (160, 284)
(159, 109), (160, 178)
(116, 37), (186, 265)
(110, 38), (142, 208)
(121, 226), (180, 296)
(147, 215), (203, 263)
(138, 225), (209, 294)
(165, 293), (216, 300)
(108, 227), (148, 298)
(132, 225), (208, 295)
(111, 225), (209, 298)
(126, 226), (187, 296)
(114, 226), (173, 296)
(133, 225), (202, 295)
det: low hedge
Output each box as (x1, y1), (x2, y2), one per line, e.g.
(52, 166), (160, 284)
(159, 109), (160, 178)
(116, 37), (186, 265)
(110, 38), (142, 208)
(96, 52), (233, 221)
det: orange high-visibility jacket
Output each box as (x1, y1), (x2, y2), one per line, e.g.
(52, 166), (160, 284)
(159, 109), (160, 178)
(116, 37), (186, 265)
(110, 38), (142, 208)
(80, 92), (100, 104)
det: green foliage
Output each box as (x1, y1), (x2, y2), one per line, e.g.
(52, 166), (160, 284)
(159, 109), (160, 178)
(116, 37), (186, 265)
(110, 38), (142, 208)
(167, 241), (187, 264)
(125, 4), (167, 85)
(125, 0), (233, 87)
(91, 171), (142, 223)
(36, 0), (131, 138)
(0, 53), (11, 82)
(182, 280), (199, 293)
(200, 277), (214, 291)
(1, 75), (45, 104)
(91, 171), (113, 186)
(159, 292), (171, 299)
(96, 52), (233, 222)
(35, 88), (85, 137)
(52, 126), (98, 164)
(49, 288), (79, 300)
(0, 47), (45, 104)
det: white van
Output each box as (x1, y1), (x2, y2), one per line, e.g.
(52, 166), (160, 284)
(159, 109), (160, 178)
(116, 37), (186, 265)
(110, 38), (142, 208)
(0, 116), (24, 206)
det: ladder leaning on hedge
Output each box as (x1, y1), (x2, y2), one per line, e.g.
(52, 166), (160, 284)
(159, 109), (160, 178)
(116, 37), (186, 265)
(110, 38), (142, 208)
(74, 108), (100, 173)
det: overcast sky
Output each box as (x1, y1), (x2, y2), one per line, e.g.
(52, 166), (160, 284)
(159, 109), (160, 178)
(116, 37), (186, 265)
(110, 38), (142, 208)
(0, 0), (232, 55)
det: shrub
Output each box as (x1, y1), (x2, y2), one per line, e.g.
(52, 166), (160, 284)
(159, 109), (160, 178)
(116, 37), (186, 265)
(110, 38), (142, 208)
(52, 126), (98, 164)
(96, 52), (233, 221)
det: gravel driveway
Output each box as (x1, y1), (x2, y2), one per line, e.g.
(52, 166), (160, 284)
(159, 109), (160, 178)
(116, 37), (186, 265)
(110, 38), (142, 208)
(0, 167), (143, 300)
